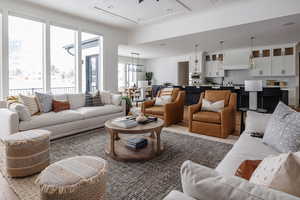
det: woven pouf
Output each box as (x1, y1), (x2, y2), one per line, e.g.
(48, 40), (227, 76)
(2, 129), (51, 177)
(36, 156), (107, 200)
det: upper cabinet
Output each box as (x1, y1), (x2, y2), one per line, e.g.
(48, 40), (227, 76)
(250, 49), (272, 76)
(205, 54), (224, 77)
(223, 49), (251, 70)
(271, 47), (295, 76)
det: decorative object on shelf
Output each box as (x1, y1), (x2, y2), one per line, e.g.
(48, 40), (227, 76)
(245, 80), (263, 110)
(249, 37), (256, 69)
(145, 72), (153, 85)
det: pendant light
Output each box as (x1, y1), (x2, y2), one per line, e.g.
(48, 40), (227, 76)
(218, 41), (224, 70)
(194, 44), (199, 73)
(249, 37), (255, 69)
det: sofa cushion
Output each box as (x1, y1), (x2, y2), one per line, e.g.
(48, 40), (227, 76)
(19, 95), (39, 116)
(245, 111), (271, 134)
(145, 106), (164, 115)
(201, 99), (224, 112)
(35, 92), (53, 113)
(75, 105), (123, 119)
(9, 103), (31, 121)
(250, 152), (300, 197)
(19, 110), (84, 131)
(67, 94), (85, 109)
(181, 160), (299, 200)
(193, 111), (221, 124)
(263, 102), (300, 153)
(100, 91), (112, 105)
(216, 133), (279, 176)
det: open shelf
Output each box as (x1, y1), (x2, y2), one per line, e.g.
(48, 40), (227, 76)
(262, 49), (270, 57)
(273, 48), (282, 56)
(252, 50), (260, 58)
(285, 47), (294, 55)
(218, 54), (223, 61)
(212, 54), (217, 61)
(205, 55), (210, 61)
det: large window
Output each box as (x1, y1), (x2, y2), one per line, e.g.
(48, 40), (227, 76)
(50, 26), (76, 94)
(8, 16), (44, 96)
(118, 63), (126, 90)
(2, 12), (104, 98)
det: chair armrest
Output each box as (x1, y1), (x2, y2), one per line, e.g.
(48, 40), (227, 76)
(0, 109), (19, 138)
(220, 106), (235, 136)
(141, 100), (155, 113)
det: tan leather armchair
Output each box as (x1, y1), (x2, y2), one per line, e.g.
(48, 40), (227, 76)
(142, 88), (185, 126)
(188, 90), (237, 138)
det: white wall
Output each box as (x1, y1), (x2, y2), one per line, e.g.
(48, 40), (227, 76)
(145, 54), (194, 85)
(0, 0), (128, 93)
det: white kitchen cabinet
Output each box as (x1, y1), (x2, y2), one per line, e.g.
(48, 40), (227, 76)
(205, 61), (224, 77)
(251, 57), (272, 76)
(271, 55), (295, 76)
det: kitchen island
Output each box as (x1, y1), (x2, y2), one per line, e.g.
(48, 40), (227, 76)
(152, 85), (288, 113)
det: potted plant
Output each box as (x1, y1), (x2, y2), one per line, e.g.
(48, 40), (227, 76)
(145, 72), (153, 86)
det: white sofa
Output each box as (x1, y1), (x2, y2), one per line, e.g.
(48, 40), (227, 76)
(0, 93), (126, 140)
(163, 111), (299, 200)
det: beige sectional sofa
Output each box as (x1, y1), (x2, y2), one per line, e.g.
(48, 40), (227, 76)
(163, 111), (299, 200)
(0, 92), (126, 140)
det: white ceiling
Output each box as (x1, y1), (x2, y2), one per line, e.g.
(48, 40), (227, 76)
(119, 14), (300, 59)
(20, 0), (245, 29)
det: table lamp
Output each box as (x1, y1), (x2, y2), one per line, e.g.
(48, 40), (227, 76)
(138, 80), (149, 100)
(245, 80), (263, 110)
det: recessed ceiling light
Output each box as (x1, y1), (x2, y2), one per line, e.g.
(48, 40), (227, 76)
(159, 43), (167, 46)
(282, 22), (295, 26)
(166, 8), (173, 12)
(107, 5), (114, 9)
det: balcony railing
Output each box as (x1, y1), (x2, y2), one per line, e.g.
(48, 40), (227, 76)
(9, 86), (97, 96)
(9, 87), (76, 96)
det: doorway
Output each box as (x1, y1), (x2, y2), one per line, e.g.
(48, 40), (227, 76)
(85, 54), (99, 92)
(178, 61), (189, 86)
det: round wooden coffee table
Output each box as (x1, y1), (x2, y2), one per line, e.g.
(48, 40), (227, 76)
(104, 118), (164, 162)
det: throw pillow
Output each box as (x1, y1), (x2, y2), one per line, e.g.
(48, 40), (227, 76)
(263, 101), (300, 152)
(52, 100), (70, 112)
(245, 111), (271, 134)
(201, 99), (224, 112)
(235, 160), (262, 180)
(155, 95), (172, 106)
(85, 91), (103, 107)
(19, 94), (39, 116)
(35, 92), (53, 113)
(9, 103), (31, 121)
(100, 91), (112, 105)
(112, 94), (122, 106)
(67, 93), (85, 109)
(250, 152), (300, 197)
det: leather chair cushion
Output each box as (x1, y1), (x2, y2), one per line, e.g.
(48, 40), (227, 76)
(145, 106), (164, 115)
(204, 90), (231, 106)
(193, 111), (221, 124)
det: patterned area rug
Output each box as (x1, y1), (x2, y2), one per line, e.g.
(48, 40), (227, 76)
(0, 129), (232, 200)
